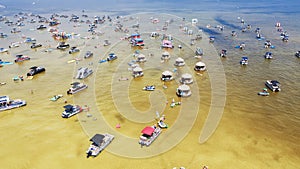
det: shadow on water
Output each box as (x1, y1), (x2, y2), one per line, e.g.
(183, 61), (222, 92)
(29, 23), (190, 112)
(214, 16), (241, 30)
(197, 26), (221, 36)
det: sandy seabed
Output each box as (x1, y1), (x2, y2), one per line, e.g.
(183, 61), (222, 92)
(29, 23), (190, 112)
(0, 9), (299, 169)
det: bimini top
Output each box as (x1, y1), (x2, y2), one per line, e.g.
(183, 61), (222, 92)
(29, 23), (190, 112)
(181, 73), (192, 79)
(133, 67), (143, 72)
(131, 33), (140, 38)
(178, 84), (190, 91)
(137, 54), (145, 59)
(162, 40), (172, 44)
(141, 126), (155, 136)
(162, 70), (173, 76)
(63, 104), (74, 111)
(175, 57), (184, 62)
(269, 80), (280, 85)
(195, 62), (206, 67)
(90, 134), (105, 146)
(0, 96), (9, 103)
(30, 66), (38, 69)
(71, 82), (80, 86)
(242, 56), (248, 60)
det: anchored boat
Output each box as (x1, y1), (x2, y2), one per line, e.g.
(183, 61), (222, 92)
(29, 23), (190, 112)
(0, 96), (26, 112)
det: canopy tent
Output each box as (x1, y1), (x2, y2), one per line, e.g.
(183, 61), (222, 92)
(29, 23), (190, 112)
(195, 61), (206, 67)
(133, 67), (143, 72)
(177, 84), (190, 91)
(175, 57), (184, 62)
(141, 126), (155, 136)
(181, 73), (192, 79)
(162, 70), (173, 76)
(90, 134), (105, 146)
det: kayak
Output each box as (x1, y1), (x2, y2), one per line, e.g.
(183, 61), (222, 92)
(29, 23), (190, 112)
(99, 59), (107, 63)
(0, 61), (13, 65)
(67, 60), (76, 63)
(257, 92), (269, 96)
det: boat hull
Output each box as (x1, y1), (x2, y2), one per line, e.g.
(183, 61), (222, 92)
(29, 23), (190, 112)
(0, 100), (26, 112)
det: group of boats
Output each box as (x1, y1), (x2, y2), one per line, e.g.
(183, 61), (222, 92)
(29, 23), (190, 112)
(129, 33), (145, 47)
(26, 66), (46, 76)
(2, 10), (295, 162)
(139, 115), (168, 147)
(257, 80), (281, 96)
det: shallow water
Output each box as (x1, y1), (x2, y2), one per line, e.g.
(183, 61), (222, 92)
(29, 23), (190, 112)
(0, 1), (299, 169)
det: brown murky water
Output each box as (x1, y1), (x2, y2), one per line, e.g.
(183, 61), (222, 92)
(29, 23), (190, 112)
(0, 9), (299, 169)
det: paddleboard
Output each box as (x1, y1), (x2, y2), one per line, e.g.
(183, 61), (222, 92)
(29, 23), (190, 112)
(99, 59), (107, 63)
(258, 92), (269, 96)
(0, 61), (13, 65)
(67, 59), (76, 63)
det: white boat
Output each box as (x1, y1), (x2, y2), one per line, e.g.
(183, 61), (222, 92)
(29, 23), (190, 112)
(220, 49), (227, 57)
(157, 121), (168, 128)
(49, 94), (63, 101)
(0, 96), (26, 112)
(180, 73), (193, 84)
(161, 40), (173, 49)
(161, 71), (173, 81)
(86, 133), (114, 158)
(136, 54), (147, 63)
(264, 52), (273, 59)
(103, 39), (111, 46)
(67, 82), (88, 95)
(107, 53), (118, 61)
(174, 57), (185, 67)
(150, 32), (159, 38)
(258, 88), (270, 96)
(0, 48), (8, 53)
(69, 47), (80, 54)
(194, 62), (206, 71)
(61, 104), (83, 118)
(195, 47), (203, 56)
(295, 51), (300, 58)
(176, 84), (192, 97)
(265, 80), (281, 92)
(240, 57), (248, 65)
(191, 18), (198, 24)
(132, 67), (144, 78)
(75, 67), (93, 79)
(264, 40), (272, 48)
(161, 51), (171, 60)
(139, 126), (162, 146)
(84, 51), (93, 59)
(157, 116), (168, 129)
(143, 85), (155, 91)
(8, 42), (20, 48)
(56, 42), (70, 50)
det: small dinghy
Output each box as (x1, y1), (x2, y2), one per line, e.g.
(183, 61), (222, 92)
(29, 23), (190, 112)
(257, 88), (269, 96)
(50, 94), (63, 101)
(143, 85), (155, 91)
(158, 120), (168, 129)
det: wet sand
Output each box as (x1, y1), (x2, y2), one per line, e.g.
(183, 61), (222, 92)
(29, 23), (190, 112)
(0, 9), (299, 169)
